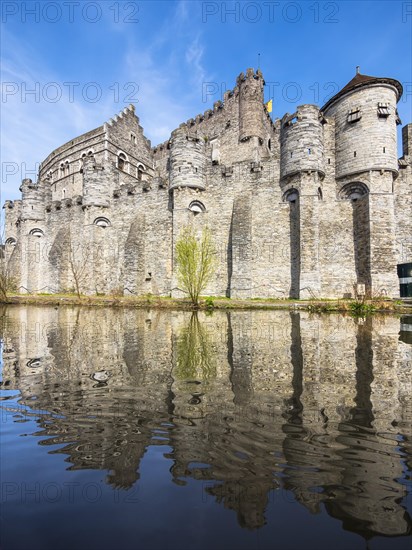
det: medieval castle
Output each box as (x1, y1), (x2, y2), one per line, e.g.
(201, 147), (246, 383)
(3, 68), (412, 299)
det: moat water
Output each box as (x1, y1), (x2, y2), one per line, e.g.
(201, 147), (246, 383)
(0, 306), (411, 550)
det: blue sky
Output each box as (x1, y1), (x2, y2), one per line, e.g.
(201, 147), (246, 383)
(1, 0), (411, 205)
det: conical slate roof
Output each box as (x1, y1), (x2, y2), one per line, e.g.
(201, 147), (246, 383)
(321, 71), (403, 112)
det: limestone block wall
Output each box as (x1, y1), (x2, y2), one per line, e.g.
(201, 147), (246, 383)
(24, 176), (172, 295)
(368, 191), (399, 296)
(395, 125), (412, 264)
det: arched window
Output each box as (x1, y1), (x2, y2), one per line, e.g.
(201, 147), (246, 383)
(80, 153), (87, 171)
(5, 237), (16, 246)
(189, 200), (206, 213)
(87, 150), (94, 156)
(47, 170), (53, 182)
(283, 188), (299, 203)
(339, 182), (369, 201)
(137, 163), (145, 181)
(60, 163), (65, 177)
(29, 228), (44, 238)
(62, 188), (66, 199)
(118, 152), (127, 171)
(65, 161), (70, 175)
(93, 217), (111, 228)
(318, 187), (323, 201)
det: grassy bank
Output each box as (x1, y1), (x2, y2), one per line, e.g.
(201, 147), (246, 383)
(1, 293), (411, 315)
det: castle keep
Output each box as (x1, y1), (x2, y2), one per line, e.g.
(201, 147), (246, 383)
(3, 68), (412, 299)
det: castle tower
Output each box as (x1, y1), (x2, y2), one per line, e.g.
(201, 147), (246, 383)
(169, 125), (207, 297)
(322, 70), (403, 297)
(2, 200), (21, 270)
(280, 105), (325, 179)
(238, 68), (265, 143)
(18, 179), (47, 293)
(82, 154), (110, 207)
(20, 178), (45, 221)
(169, 124), (205, 191)
(280, 105), (325, 298)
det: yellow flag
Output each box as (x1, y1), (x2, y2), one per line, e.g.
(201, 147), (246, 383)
(265, 99), (273, 113)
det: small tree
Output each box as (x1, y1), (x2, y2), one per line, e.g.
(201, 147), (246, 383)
(68, 241), (91, 298)
(175, 225), (216, 307)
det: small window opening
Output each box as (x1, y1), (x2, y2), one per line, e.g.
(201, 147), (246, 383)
(189, 200), (206, 213)
(377, 103), (390, 118)
(29, 228), (44, 237)
(130, 133), (136, 144)
(93, 217), (111, 228)
(118, 153), (126, 171)
(328, 158), (331, 165)
(347, 108), (362, 123)
(383, 147), (386, 153)
(354, 151), (357, 157)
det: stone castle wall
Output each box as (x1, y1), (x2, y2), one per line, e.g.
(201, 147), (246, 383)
(3, 68), (412, 298)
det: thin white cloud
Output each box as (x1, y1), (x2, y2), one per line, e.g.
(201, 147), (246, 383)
(0, 2), (212, 204)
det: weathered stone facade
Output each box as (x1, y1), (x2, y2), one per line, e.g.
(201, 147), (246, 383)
(3, 68), (412, 298)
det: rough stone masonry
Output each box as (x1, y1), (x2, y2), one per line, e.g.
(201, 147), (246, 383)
(3, 68), (412, 299)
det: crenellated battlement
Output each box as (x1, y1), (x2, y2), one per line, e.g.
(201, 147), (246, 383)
(153, 68), (274, 152)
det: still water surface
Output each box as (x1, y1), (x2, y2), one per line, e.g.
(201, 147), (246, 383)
(0, 306), (411, 550)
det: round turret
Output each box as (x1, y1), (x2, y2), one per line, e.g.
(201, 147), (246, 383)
(19, 178), (45, 221)
(238, 68), (264, 142)
(280, 104), (324, 181)
(322, 71), (402, 179)
(169, 125), (205, 191)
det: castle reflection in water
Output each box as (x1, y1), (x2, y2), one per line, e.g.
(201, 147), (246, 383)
(1, 306), (411, 538)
